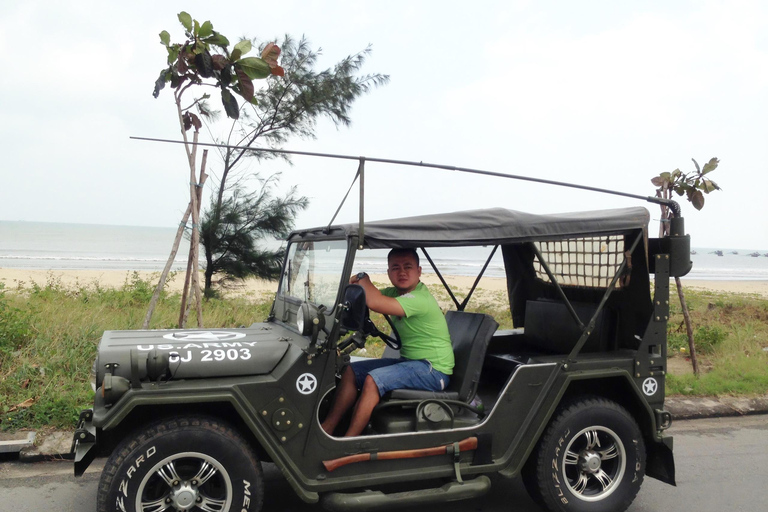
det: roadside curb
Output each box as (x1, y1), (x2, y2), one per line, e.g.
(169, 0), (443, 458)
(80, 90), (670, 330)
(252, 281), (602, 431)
(7, 395), (768, 461)
(17, 431), (74, 462)
(666, 394), (768, 420)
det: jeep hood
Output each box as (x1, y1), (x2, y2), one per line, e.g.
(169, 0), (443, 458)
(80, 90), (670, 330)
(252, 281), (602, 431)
(95, 323), (294, 382)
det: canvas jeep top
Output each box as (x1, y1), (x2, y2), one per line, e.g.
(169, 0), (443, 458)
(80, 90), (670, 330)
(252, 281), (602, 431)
(73, 188), (690, 512)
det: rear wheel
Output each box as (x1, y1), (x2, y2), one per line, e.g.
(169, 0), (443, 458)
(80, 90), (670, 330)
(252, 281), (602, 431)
(98, 416), (263, 512)
(524, 397), (645, 512)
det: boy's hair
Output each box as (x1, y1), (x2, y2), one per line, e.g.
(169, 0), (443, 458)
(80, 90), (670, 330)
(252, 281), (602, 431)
(387, 248), (420, 266)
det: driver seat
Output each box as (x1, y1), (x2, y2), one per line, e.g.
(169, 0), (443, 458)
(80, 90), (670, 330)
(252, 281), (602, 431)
(379, 311), (499, 403)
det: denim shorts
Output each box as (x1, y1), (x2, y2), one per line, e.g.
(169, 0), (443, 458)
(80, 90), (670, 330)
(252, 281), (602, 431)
(351, 357), (450, 396)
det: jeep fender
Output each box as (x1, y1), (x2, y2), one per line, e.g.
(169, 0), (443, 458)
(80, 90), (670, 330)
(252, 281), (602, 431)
(93, 388), (321, 504)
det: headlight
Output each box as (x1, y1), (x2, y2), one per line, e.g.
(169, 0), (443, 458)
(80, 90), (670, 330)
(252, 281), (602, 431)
(296, 307), (306, 334)
(90, 357), (99, 392)
(297, 302), (313, 335)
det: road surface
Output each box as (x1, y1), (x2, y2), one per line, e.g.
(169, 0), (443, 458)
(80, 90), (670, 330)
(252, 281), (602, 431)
(1, 415), (766, 512)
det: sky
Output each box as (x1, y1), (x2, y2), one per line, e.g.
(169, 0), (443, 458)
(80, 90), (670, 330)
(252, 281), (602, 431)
(1, 0), (767, 250)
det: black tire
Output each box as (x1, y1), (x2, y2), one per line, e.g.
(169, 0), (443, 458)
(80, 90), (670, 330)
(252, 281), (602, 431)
(525, 397), (645, 512)
(97, 416), (263, 512)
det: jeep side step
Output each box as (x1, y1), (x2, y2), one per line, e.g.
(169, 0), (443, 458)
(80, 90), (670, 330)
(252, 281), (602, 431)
(320, 475), (491, 512)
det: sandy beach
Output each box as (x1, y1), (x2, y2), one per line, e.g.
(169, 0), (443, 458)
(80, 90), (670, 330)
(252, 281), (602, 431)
(1, 268), (767, 298)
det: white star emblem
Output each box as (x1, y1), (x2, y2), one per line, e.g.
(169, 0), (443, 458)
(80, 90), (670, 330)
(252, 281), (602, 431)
(296, 373), (317, 395)
(163, 331), (246, 341)
(642, 377), (658, 396)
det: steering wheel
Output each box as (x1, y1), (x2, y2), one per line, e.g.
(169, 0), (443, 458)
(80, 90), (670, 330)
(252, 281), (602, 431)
(362, 312), (401, 350)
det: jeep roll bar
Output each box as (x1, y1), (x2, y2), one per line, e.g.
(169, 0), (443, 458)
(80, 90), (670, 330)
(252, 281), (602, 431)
(131, 136), (685, 248)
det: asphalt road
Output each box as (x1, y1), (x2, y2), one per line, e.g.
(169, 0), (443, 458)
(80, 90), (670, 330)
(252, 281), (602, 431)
(1, 415), (766, 512)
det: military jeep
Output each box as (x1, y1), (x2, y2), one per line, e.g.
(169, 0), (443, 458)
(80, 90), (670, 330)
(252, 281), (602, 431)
(73, 203), (689, 512)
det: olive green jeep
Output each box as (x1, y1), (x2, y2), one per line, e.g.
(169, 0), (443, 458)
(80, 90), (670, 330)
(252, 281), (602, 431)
(73, 203), (689, 512)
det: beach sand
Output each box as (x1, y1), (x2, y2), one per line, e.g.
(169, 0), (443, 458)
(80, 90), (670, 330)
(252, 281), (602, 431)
(1, 268), (767, 298)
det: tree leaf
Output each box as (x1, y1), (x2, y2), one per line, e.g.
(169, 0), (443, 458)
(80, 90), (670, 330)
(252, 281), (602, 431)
(189, 112), (202, 131)
(205, 32), (230, 48)
(650, 176), (665, 187)
(170, 73), (186, 89)
(690, 189), (705, 210)
(221, 66), (233, 86)
(231, 48), (242, 62)
(152, 68), (171, 98)
(177, 49), (188, 74)
(195, 51), (214, 78)
(235, 39), (252, 57)
(198, 21), (213, 38)
(236, 69), (254, 101)
(221, 89), (240, 119)
(159, 30), (171, 47)
(178, 11), (193, 31)
(211, 54), (227, 71)
(702, 157), (719, 175)
(270, 65), (285, 77)
(261, 42), (280, 66)
(166, 45), (180, 65)
(691, 158), (701, 173)
(701, 179), (720, 193)
(236, 57), (271, 79)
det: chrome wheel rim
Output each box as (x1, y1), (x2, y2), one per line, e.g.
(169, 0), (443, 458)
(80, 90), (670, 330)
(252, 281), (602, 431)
(562, 426), (626, 502)
(135, 452), (232, 512)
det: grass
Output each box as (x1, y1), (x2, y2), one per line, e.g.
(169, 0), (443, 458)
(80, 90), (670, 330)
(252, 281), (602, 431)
(0, 273), (273, 431)
(1, 275), (766, 431)
(665, 286), (768, 396)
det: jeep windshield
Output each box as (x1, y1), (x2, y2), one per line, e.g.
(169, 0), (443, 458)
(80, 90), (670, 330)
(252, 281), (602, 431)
(279, 239), (348, 308)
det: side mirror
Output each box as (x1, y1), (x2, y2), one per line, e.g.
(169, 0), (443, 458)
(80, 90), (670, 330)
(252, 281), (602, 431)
(340, 284), (368, 331)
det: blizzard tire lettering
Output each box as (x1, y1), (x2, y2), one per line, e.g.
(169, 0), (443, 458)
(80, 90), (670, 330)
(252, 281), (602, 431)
(523, 397), (645, 512)
(97, 416), (264, 512)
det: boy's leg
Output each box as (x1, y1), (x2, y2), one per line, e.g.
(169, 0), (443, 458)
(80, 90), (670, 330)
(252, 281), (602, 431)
(344, 359), (450, 437)
(321, 359), (401, 436)
(320, 366), (357, 436)
(344, 375), (381, 437)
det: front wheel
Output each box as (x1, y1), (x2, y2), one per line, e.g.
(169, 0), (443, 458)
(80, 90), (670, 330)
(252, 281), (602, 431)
(98, 416), (264, 512)
(523, 397), (645, 512)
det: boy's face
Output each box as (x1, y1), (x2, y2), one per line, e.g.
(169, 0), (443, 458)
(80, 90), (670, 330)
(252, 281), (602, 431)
(387, 252), (422, 293)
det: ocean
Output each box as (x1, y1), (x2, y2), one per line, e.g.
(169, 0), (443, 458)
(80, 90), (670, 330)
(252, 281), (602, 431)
(2, 221), (767, 280)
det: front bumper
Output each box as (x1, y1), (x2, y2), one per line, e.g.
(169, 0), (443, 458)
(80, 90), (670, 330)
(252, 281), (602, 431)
(71, 409), (98, 477)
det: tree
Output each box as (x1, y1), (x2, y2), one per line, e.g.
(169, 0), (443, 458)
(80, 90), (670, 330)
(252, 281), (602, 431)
(201, 178), (308, 295)
(143, 12), (284, 328)
(199, 35), (389, 295)
(651, 157), (722, 375)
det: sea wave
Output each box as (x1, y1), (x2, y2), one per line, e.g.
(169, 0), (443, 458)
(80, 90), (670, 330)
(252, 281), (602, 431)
(0, 255), (188, 263)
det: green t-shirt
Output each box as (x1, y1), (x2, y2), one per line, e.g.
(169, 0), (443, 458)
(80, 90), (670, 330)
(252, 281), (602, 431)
(382, 282), (454, 375)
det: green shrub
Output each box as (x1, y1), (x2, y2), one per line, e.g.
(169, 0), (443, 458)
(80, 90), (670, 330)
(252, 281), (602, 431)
(667, 332), (688, 353)
(0, 283), (35, 356)
(694, 324), (727, 354)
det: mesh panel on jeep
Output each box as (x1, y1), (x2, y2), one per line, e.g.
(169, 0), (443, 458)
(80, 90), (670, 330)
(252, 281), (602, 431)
(533, 235), (625, 288)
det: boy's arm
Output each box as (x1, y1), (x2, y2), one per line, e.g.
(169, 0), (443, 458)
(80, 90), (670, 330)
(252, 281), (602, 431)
(351, 274), (406, 317)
